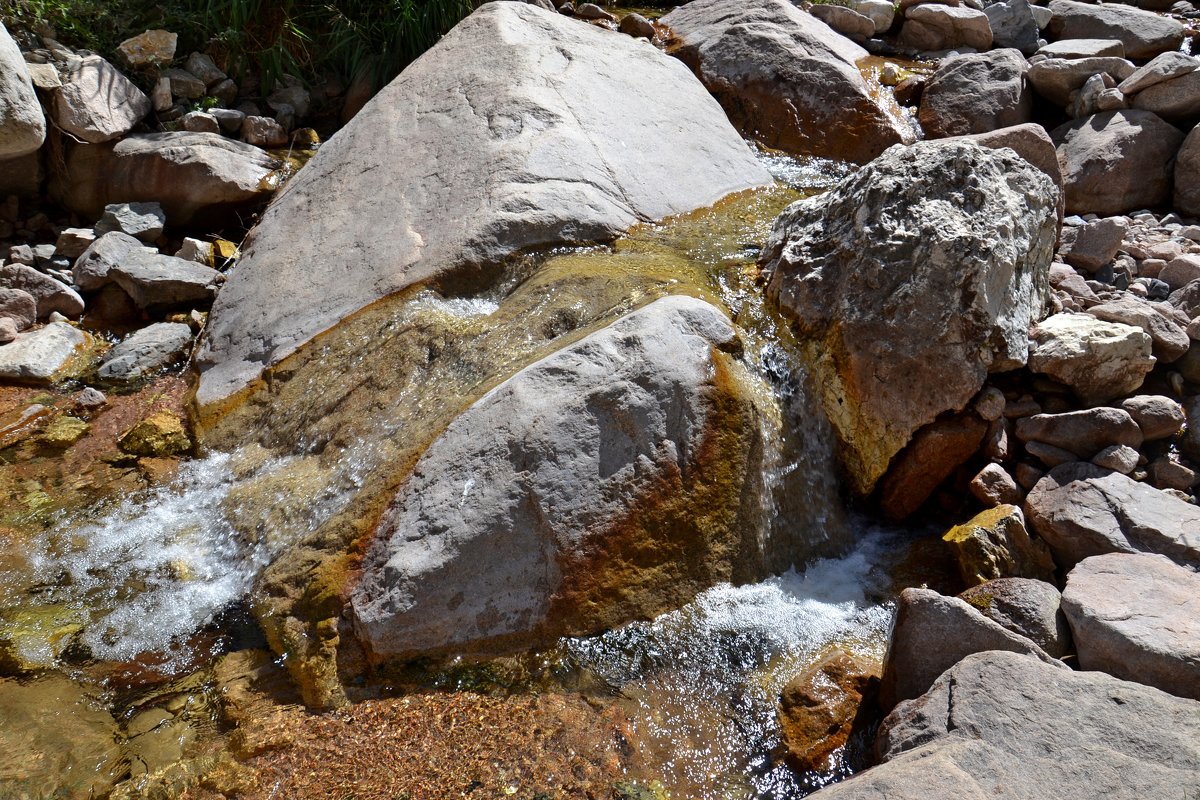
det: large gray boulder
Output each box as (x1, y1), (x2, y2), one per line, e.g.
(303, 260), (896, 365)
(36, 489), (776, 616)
(194, 2), (770, 414)
(0, 263), (84, 319)
(1062, 553), (1200, 700)
(898, 4), (994, 52)
(1050, 110), (1184, 217)
(810, 651), (1200, 800)
(950, 124), (1064, 220)
(0, 22), (46, 158)
(879, 588), (1064, 710)
(1175, 124), (1200, 219)
(960, 578), (1073, 658)
(52, 132), (282, 225)
(350, 296), (769, 659)
(918, 49), (1032, 139)
(1025, 463), (1200, 570)
(1130, 71), (1200, 122)
(1046, 0), (1185, 61)
(984, 0), (1041, 55)
(51, 54), (150, 143)
(761, 140), (1057, 495)
(662, 0), (914, 163)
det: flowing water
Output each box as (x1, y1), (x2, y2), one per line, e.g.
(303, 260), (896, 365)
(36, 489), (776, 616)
(0, 146), (936, 798)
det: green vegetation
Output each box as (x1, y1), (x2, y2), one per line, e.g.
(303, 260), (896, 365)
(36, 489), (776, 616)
(0, 0), (475, 91)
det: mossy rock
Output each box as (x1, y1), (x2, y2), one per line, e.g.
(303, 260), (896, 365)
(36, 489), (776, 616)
(119, 410), (193, 456)
(38, 415), (89, 448)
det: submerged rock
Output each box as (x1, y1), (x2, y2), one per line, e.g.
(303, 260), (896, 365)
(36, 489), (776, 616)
(662, 0), (914, 163)
(812, 651), (1200, 799)
(761, 140), (1057, 495)
(778, 647), (880, 774)
(194, 1), (769, 415)
(118, 409), (193, 456)
(97, 322), (193, 384)
(351, 296), (771, 659)
(0, 322), (91, 384)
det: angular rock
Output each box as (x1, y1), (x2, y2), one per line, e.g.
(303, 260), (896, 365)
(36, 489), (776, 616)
(0, 322), (90, 384)
(950, 123), (1064, 218)
(162, 68), (205, 100)
(878, 588), (1063, 710)
(984, 0), (1040, 55)
(1025, 462), (1200, 569)
(118, 409), (192, 456)
(0, 264), (84, 319)
(1015, 407), (1144, 459)
(181, 111), (220, 134)
(1147, 453), (1196, 491)
(1089, 295), (1190, 362)
(110, 254), (221, 308)
(1092, 443), (1140, 473)
(54, 228), (95, 259)
(959, 578), (1072, 658)
(97, 322), (193, 383)
(0, 22), (46, 159)
(72, 231), (149, 291)
(52, 55), (151, 144)
(1059, 217), (1126, 272)
(1130, 70), (1200, 122)
(762, 140), (1056, 495)
(663, 0), (913, 164)
(350, 296), (768, 658)
(813, 651), (1200, 800)
(943, 504), (1057, 585)
(1035, 38), (1125, 59)
(1027, 56), (1135, 106)
(185, 52), (227, 87)
(52, 132), (281, 226)
(1051, 110), (1183, 216)
(1027, 312), (1155, 403)
(1161, 254), (1200, 292)
(1175, 124), (1200, 218)
(918, 49), (1031, 138)
(196, 2), (771, 412)
(778, 647), (880, 773)
(1112, 382), (1179, 418)
(0, 287), (36, 331)
(94, 201), (166, 241)
(1046, 0), (1185, 60)
(1062, 552), (1200, 699)
(1119, 51), (1199, 96)
(116, 29), (177, 67)
(880, 414), (988, 520)
(898, 4), (993, 51)
(856, 0), (896, 34)
(241, 115), (287, 148)
(968, 462), (1023, 506)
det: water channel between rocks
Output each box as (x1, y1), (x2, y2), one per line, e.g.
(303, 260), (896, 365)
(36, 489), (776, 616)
(0, 149), (942, 799)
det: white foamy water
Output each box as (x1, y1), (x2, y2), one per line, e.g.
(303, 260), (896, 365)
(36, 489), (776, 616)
(563, 525), (898, 799)
(755, 147), (853, 194)
(0, 448), (354, 672)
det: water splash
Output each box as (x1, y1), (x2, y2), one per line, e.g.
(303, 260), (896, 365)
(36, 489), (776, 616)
(562, 525), (898, 799)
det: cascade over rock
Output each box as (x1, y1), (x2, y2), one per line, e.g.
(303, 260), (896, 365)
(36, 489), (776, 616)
(350, 296), (770, 659)
(194, 1), (770, 416)
(761, 140), (1058, 495)
(661, 0), (914, 164)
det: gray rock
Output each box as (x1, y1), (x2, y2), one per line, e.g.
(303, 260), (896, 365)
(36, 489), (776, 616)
(1027, 312), (1155, 403)
(1147, 454), (1196, 491)
(1046, 0), (1185, 60)
(94, 201), (166, 242)
(617, 12), (655, 38)
(110, 254), (221, 308)
(52, 55), (151, 144)
(195, 2), (771, 412)
(898, 4), (993, 51)
(1071, 73), (1110, 119)
(1025, 462), (1200, 570)
(969, 463), (1023, 506)
(72, 231), (150, 292)
(175, 237), (213, 265)
(1170, 277), (1200, 318)
(1063, 552), (1200, 699)
(812, 651), (1200, 800)
(662, 0), (913, 164)
(0, 287), (36, 330)
(0, 22), (47, 159)
(949, 123), (1064, 219)
(1027, 56), (1135, 106)
(762, 140), (1055, 495)
(0, 264), (84, 319)
(1015, 407), (1143, 459)
(1058, 216), (1126, 272)
(1092, 443), (1140, 473)
(1175, 125), (1200, 219)
(1035, 38), (1125, 59)
(184, 52), (227, 87)
(1051, 110), (1183, 216)
(54, 228), (95, 259)
(1095, 87), (1126, 111)
(52, 132), (281, 226)
(959, 577), (1072, 658)
(1161, 254), (1200, 292)
(943, 504), (1058, 585)
(879, 588), (1063, 710)
(811, 4), (877, 42)
(984, 0), (1040, 54)
(350, 296), (769, 658)
(1089, 295), (1190, 362)
(0, 318), (18, 344)
(1121, 394), (1185, 439)
(856, 0), (896, 34)
(76, 387), (107, 408)
(180, 111), (220, 134)
(162, 68), (206, 100)
(918, 49), (1031, 138)
(209, 108), (245, 134)
(97, 322), (193, 383)
(575, 2), (615, 21)
(1130, 70), (1200, 122)
(241, 115), (287, 148)
(0, 322), (89, 384)
(1119, 51), (1199, 96)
